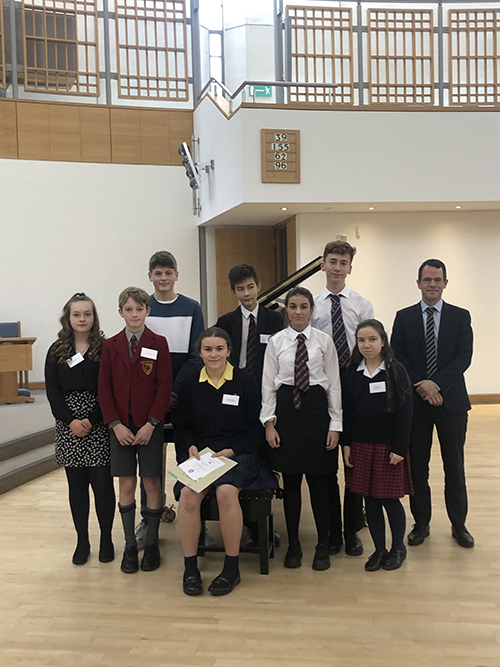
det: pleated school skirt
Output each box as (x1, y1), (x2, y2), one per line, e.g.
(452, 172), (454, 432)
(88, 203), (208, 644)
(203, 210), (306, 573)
(270, 384), (338, 475)
(345, 442), (414, 499)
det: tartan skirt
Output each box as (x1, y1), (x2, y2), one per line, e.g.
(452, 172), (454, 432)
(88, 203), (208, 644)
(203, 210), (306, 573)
(345, 442), (414, 499)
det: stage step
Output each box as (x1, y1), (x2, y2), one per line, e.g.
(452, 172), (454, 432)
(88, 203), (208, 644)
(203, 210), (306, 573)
(0, 429), (57, 495)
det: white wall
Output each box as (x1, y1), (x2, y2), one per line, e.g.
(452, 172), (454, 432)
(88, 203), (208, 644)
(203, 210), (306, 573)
(297, 211), (500, 395)
(195, 104), (500, 223)
(0, 159), (198, 382)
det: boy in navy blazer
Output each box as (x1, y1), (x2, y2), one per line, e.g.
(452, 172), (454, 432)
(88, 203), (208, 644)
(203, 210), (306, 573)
(391, 259), (474, 548)
(99, 287), (172, 573)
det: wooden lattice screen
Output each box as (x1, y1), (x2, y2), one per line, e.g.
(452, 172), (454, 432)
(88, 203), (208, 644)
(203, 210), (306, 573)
(449, 9), (500, 105)
(286, 5), (353, 105)
(368, 9), (434, 104)
(22, 0), (99, 95)
(0, 3), (5, 89)
(115, 0), (189, 100)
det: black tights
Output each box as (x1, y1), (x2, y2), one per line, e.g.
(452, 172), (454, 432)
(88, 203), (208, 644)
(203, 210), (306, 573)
(65, 466), (116, 547)
(364, 495), (406, 552)
(282, 473), (330, 546)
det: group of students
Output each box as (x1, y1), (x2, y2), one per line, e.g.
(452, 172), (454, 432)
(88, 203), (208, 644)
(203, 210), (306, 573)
(45, 242), (473, 597)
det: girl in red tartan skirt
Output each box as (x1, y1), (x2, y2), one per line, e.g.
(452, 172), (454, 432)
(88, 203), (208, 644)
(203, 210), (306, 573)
(342, 319), (414, 571)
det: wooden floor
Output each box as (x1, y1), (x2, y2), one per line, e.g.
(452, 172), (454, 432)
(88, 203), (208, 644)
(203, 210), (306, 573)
(0, 405), (499, 667)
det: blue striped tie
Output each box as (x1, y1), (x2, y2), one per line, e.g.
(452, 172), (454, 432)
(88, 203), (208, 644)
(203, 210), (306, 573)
(425, 306), (437, 378)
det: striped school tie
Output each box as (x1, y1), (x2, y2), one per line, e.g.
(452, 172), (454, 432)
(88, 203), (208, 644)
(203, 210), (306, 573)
(130, 334), (138, 358)
(425, 306), (437, 378)
(245, 314), (257, 379)
(293, 333), (309, 410)
(329, 293), (350, 368)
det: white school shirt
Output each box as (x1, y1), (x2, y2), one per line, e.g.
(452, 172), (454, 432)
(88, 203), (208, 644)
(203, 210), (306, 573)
(310, 286), (374, 353)
(357, 358), (387, 378)
(238, 303), (260, 369)
(260, 324), (342, 432)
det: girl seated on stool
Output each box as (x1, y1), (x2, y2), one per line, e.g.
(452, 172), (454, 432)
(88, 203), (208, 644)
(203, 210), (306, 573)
(175, 327), (276, 596)
(342, 319), (413, 571)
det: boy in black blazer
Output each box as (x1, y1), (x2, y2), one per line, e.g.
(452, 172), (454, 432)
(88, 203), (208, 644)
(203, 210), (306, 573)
(216, 264), (283, 548)
(216, 264), (283, 385)
(391, 259), (474, 549)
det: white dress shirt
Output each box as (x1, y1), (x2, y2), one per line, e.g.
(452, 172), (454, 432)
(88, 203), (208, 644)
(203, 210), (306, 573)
(260, 324), (342, 431)
(310, 286), (374, 353)
(238, 303), (260, 369)
(357, 358), (386, 378)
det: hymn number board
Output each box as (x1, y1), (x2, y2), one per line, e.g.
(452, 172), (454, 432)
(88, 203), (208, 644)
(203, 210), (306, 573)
(261, 129), (300, 184)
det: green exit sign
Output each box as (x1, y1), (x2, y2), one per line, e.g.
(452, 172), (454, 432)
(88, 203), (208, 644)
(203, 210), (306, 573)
(251, 85), (273, 97)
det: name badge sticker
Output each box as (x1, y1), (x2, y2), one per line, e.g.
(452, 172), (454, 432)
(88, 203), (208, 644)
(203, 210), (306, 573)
(369, 381), (386, 394)
(67, 352), (84, 368)
(141, 347), (158, 360)
(222, 394), (240, 406)
(260, 334), (270, 344)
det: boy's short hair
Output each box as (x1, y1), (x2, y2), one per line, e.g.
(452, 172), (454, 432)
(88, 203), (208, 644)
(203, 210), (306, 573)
(228, 264), (259, 290)
(118, 287), (150, 309)
(149, 251), (177, 272)
(323, 241), (357, 262)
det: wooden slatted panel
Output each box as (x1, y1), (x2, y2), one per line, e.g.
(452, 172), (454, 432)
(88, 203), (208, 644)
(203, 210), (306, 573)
(22, 0), (99, 96)
(449, 9), (500, 105)
(368, 9), (434, 105)
(114, 0), (189, 101)
(0, 2), (5, 90)
(286, 5), (353, 105)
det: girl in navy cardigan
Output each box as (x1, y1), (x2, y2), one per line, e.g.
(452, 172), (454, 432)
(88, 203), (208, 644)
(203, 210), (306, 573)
(342, 319), (413, 571)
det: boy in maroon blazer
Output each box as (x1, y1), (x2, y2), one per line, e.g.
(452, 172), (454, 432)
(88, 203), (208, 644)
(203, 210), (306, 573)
(99, 287), (172, 574)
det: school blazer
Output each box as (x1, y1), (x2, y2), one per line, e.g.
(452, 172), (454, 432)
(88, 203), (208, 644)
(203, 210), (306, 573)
(98, 326), (172, 427)
(391, 301), (473, 414)
(216, 305), (284, 383)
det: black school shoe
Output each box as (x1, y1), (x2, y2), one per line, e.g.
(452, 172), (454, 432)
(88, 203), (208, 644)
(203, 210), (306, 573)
(208, 573), (241, 596)
(141, 544), (161, 571)
(72, 542), (90, 565)
(312, 544), (331, 571)
(284, 542), (302, 568)
(121, 545), (139, 573)
(383, 547), (407, 571)
(345, 533), (363, 556)
(183, 574), (203, 596)
(364, 551), (387, 572)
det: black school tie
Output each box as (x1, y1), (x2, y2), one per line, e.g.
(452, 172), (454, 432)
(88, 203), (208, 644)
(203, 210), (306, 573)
(293, 333), (309, 410)
(245, 314), (257, 378)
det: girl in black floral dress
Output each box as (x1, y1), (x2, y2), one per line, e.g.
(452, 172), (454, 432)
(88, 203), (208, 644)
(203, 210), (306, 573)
(45, 293), (115, 565)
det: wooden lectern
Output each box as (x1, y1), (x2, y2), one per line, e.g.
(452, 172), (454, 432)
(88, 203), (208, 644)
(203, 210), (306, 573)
(0, 337), (37, 404)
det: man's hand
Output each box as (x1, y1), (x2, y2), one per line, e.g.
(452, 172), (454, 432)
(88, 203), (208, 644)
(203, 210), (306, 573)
(426, 392), (443, 406)
(112, 423), (135, 446)
(132, 422), (155, 445)
(414, 380), (439, 400)
(326, 431), (340, 451)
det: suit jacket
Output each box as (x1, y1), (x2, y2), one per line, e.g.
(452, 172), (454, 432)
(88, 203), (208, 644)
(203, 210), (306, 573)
(391, 301), (473, 414)
(98, 326), (172, 427)
(216, 305), (284, 384)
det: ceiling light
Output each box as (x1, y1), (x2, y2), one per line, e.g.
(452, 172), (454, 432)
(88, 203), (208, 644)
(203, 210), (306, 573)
(368, 207), (375, 210)
(281, 207), (288, 211)
(455, 205), (462, 209)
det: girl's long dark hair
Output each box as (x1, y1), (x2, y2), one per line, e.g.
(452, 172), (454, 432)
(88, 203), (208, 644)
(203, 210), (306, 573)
(51, 293), (105, 364)
(350, 319), (411, 413)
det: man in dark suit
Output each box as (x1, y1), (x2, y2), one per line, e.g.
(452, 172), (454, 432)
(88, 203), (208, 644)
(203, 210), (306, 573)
(391, 259), (474, 548)
(216, 264), (283, 383)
